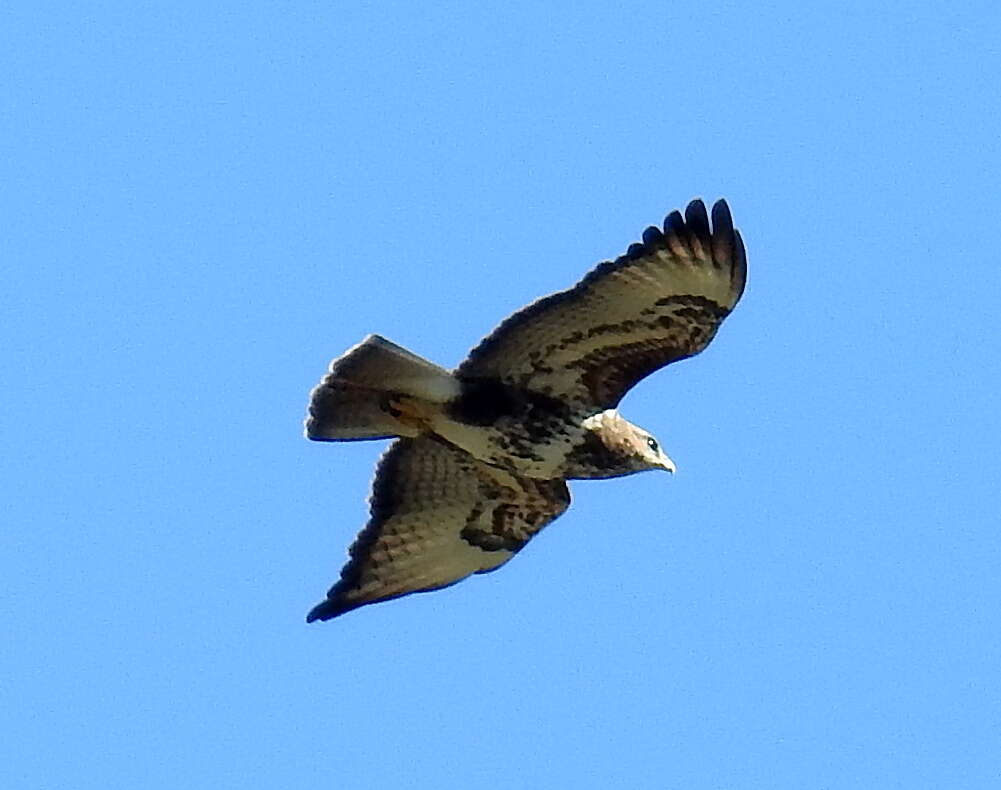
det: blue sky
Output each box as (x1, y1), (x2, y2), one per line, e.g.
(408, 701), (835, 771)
(4, 2), (1001, 788)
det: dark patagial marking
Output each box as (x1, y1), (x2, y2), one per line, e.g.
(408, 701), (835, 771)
(460, 479), (569, 552)
(461, 506), (528, 552)
(460, 503), (532, 552)
(571, 338), (691, 408)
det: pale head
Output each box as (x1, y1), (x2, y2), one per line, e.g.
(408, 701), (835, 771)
(580, 409), (676, 476)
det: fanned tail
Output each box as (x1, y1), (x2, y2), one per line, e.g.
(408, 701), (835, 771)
(304, 335), (459, 441)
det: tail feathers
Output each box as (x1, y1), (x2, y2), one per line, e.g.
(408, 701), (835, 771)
(305, 380), (415, 441)
(305, 335), (458, 441)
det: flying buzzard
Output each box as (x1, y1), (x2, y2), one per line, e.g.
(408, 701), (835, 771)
(305, 198), (746, 621)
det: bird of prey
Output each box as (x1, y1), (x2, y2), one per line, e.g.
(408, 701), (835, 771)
(304, 198), (746, 621)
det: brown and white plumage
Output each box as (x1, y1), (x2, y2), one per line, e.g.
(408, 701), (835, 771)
(457, 199), (745, 410)
(306, 436), (569, 622)
(305, 198), (746, 620)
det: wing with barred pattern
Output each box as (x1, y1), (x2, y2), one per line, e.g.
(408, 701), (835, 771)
(457, 199), (746, 409)
(306, 436), (570, 621)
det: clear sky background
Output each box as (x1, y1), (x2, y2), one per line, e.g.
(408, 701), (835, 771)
(4, 2), (1001, 788)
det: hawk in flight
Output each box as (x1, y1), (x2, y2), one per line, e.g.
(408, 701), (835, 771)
(305, 199), (746, 621)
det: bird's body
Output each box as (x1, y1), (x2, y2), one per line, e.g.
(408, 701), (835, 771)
(304, 198), (746, 621)
(382, 373), (665, 480)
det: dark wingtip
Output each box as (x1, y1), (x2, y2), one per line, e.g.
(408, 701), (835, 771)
(731, 227), (748, 300)
(306, 596), (351, 623)
(706, 198), (746, 295)
(625, 241), (647, 259)
(663, 209), (685, 235)
(684, 199), (711, 239)
(641, 225), (664, 246)
(710, 198), (733, 235)
(303, 415), (324, 441)
(305, 602), (328, 623)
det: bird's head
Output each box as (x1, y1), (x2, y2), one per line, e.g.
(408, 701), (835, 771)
(580, 409), (676, 476)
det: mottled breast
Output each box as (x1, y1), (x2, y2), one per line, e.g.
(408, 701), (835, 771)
(428, 377), (586, 478)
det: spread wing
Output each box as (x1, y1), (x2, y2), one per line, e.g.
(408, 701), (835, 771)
(306, 436), (570, 621)
(456, 199), (746, 410)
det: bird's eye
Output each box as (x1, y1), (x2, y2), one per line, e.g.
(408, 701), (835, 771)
(646, 437), (659, 453)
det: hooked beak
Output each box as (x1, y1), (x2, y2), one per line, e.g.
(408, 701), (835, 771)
(660, 455), (677, 474)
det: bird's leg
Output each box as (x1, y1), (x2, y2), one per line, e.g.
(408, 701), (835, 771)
(383, 394), (431, 432)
